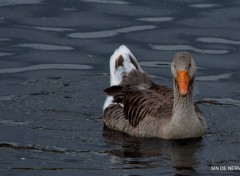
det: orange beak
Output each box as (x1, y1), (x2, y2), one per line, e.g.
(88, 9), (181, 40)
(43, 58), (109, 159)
(177, 70), (190, 96)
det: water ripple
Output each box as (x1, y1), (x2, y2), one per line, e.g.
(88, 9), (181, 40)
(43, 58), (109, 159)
(80, 0), (128, 5)
(32, 26), (74, 32)
(196, 98), (240, 107)
(69, 30), (117, 39)
(197, 37), (240, 45)
(140, 61), (171, 68)
(196, 73), (232, 81)
(0, 142), (96, 154)
(0, 95), (15, 101)
(151, 44), (229, 54)
(0, 120), (28, 126)
(0, 0), (42, 7)
(0, 52), (14, 57)
(189, 4), (220, 8)
(0, 142), (67, 153)
(138, 17), (174, 22)
(17, 43), (73, 50)
(0, 64), (92, 74)
(68, 25), (156, 39)
(0, 38), (12, 41)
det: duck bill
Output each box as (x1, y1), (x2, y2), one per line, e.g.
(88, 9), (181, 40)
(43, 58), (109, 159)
(177, 70), (190, 96)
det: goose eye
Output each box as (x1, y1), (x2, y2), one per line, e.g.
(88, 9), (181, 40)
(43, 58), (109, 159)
(189, 63), (191, 68)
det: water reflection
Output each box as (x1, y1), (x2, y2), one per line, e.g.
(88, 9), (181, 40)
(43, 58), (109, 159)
(0, 52), (14, 57)
(102, 127), (202, 175)
(80, 0), (128, 5)
(196, 97), (240, 107)
(0, 38), (12, 41)
(151, 44), (229, 54)
(138, 17), (174, 22)
(0, 64), (92, 74)
(189, 4), (220, 8)
(17, 43), (73, 51)
(0, 95), (15, 101)
(68, 25), (156, 39)
(197, 37), (240, 45)
(30, 26), (74, 32)
(0, 120), (28, 126)
(196, 73), (232, 81)
(140, 61), (171, 68)
(0, 0), (42, 7)
(0, 142), (68, 153)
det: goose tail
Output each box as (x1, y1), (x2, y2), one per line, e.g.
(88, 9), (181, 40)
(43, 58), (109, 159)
(103, 45), (142, 110)
(110, 45), (142, 86)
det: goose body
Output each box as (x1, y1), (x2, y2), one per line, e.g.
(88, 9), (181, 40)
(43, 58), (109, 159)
(103, 45), (207, 139)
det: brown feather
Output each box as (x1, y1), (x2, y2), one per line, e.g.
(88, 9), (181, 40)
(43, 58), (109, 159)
(115, 55), (124, 69)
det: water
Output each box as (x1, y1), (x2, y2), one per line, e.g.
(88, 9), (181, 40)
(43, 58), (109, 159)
(0, 0), (240, 175)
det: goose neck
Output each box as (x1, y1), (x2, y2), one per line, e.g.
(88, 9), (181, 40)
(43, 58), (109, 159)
(173, 79), (194, 114)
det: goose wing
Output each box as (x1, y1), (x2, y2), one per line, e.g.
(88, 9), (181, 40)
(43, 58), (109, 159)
(124, 84), (173, 127)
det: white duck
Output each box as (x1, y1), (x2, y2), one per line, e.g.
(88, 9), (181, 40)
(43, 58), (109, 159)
(103, 45), (207, 139)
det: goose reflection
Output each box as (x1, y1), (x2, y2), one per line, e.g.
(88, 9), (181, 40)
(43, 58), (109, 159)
(102, 126), (203, 175)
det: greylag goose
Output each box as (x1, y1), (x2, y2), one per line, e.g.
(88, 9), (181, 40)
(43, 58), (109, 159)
(103, 45), (207, 139)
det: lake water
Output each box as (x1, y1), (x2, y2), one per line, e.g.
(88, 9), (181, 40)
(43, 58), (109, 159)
(0, 0), (240, 175)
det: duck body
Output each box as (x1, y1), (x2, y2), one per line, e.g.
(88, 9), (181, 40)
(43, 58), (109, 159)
(103, 45), (207, 139)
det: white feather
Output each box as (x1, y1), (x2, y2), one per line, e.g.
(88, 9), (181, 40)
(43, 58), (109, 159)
(103, 96), (114, 110)
(103, 45), (142, 110)
(110, 45), (142, 86)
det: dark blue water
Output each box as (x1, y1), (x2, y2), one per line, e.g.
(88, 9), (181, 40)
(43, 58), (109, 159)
(0, 0), (240, 175)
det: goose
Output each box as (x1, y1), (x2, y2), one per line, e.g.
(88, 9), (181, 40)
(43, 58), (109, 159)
(103, 45), (207, 139)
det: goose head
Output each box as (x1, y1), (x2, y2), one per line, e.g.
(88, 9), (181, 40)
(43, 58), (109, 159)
(171, 52), (196, 96)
